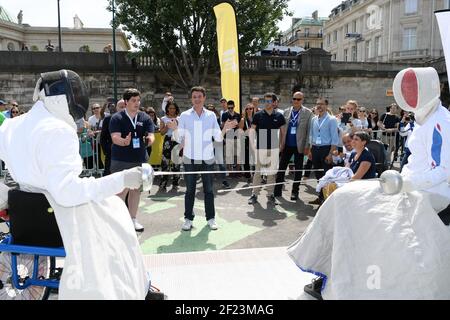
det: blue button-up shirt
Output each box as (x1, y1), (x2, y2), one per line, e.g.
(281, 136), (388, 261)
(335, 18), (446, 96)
(173, 107), (223, 161)
(309, 113), (340, 147)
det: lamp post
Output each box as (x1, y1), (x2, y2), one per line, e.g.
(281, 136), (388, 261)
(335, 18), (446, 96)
(57, 0), (62, 52)
(112, 0), (118, 102)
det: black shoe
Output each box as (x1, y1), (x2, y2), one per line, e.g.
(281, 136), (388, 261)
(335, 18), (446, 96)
(261, 176), (267, 184)
(308, 198), (323, 205)
(290, 193), (299, 201)
(145, 289), (166, 300)
(222, 181), (231, 189)
(248, 194), (258, 205)
(267, 195), (279, 205)
(304, 277), (324, 300)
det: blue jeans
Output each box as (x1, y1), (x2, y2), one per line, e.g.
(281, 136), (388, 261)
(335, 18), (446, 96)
(183, 157), (215, 221)
(400, 147), (411, 173)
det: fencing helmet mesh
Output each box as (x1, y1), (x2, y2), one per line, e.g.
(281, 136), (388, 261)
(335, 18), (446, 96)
(36, 70), (89, 122)
(393, 67), (441, 125)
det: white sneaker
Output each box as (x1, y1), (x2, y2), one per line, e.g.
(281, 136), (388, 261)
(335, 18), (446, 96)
(181, 219), (193, 231)
(207, 219), (218, 230)
(133, 218), (144, 232)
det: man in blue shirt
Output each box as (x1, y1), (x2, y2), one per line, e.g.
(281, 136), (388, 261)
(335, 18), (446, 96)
(308, 98), (340, 205)
(110, 89), (155, 232)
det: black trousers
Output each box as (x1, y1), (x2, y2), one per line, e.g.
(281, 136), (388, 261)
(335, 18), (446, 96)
(274, 147), (304, 197)
(311, 145), (333, 199)
(183, 158), (215, 221)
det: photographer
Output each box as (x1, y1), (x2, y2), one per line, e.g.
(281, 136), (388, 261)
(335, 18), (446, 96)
(399, 112), (415, 172)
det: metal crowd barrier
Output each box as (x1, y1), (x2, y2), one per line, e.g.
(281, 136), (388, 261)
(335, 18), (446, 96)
(79, 131), (104, 178)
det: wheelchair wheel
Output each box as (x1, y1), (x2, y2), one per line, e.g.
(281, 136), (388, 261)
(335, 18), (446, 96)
(0, 252), (48, 300)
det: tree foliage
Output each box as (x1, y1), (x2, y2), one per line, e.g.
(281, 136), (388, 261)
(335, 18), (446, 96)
(112, 0), (290, 89)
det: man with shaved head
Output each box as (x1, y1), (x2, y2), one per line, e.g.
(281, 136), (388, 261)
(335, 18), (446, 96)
(274, 91), (313, 201)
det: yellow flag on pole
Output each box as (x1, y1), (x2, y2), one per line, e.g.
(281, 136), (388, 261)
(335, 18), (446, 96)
(214, 2), (241, 113)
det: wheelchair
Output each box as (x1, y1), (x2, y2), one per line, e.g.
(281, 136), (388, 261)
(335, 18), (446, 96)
(0, 189), (65, 300)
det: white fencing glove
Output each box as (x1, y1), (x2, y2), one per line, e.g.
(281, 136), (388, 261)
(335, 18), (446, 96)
(123, 167), (143, 190)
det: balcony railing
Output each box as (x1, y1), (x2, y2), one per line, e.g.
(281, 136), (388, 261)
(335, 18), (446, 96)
(241, 56), (299, 71)
(391, 49), (429, 60)
(284, 33), (323, 44)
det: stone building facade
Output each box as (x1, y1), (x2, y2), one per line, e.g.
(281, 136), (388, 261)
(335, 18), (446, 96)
(324, 0), (450, 63)
(0, 49), (447, 118)
(281, 11), (328, 50)
(0, 5), (130, 52)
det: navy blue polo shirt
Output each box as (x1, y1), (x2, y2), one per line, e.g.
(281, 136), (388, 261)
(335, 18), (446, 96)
(252, 109), (286, 149)
(221, 111), (241, 129)
(109, 110), (154, 163)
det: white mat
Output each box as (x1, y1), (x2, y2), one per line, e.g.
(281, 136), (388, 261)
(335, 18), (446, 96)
(143, 247), (316, 300)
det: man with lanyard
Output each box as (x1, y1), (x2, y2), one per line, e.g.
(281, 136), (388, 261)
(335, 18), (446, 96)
(110, 88), (155, 232)
(308, 98), (339, 206)
(248, 93), (287, 206)
(221, 100), (241, 175)
(274, 91), (313, 201)
(168, 87), (236, 231)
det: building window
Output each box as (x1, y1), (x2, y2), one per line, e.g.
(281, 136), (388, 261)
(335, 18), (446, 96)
(305, 42), (310, 49)
(327, 34), (331, 46)
(345, 23), (349, 34)
(352, 20), (357, 33)
(351, 46), (357, 61)
(332, 54), (337, 61)
(375, 36), (381, 57)
(333, 30), (338, 42)
(344, 48), (348, 62)
(365, 40), (372, 59)
(403, 27), (417, 50)
(305, 28), (310, 37)
(321, 42), (323, 49)
(405, 0), (418, 15)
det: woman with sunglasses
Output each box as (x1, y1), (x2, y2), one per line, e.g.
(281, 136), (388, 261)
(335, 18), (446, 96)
(159, 102), (181, 190)
(238, 103), (256, 183)
(368, 109), (380, 139)
(10, 105), (20, 118)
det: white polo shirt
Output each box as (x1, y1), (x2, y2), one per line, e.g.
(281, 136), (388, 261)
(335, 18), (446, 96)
(174, 107), (223, 161)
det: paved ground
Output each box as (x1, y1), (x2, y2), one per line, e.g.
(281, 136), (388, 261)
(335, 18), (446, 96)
(136, 172), (321, 255)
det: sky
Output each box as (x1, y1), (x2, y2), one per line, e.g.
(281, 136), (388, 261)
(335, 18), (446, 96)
(2, 0), (343, 32)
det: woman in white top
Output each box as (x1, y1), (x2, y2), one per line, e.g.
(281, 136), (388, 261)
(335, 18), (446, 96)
(88, 103), (102, 130)
(159, 101), (181, 190)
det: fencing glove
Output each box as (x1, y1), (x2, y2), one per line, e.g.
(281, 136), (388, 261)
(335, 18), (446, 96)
(123, 167), (143, 190)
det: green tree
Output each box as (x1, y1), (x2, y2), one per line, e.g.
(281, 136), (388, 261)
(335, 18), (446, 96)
(111, 0), (290, 89)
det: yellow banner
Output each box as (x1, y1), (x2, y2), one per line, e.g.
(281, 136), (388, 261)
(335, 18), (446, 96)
(214, 2), (241, 113)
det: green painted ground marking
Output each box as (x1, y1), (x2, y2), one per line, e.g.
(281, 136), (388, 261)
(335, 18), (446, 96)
(273, 206), (296, 218)
(147, 196), (184, 202)
(140, 202), (178, 214)
(140, 216), (261, 254)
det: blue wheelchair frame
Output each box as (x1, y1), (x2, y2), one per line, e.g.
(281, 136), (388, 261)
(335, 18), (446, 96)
(0, 221), (65, 293)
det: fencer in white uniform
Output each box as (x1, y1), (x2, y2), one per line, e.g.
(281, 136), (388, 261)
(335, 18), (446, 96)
(287, 67), (450, 300)
(0, 70), (151, 299)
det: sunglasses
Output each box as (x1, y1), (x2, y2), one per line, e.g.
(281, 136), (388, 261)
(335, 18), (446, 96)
(292, 98), (303, 101)
(92, 108), (100, 110)
(264, 99), (273, 103)
(11, 111), (19, 114)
